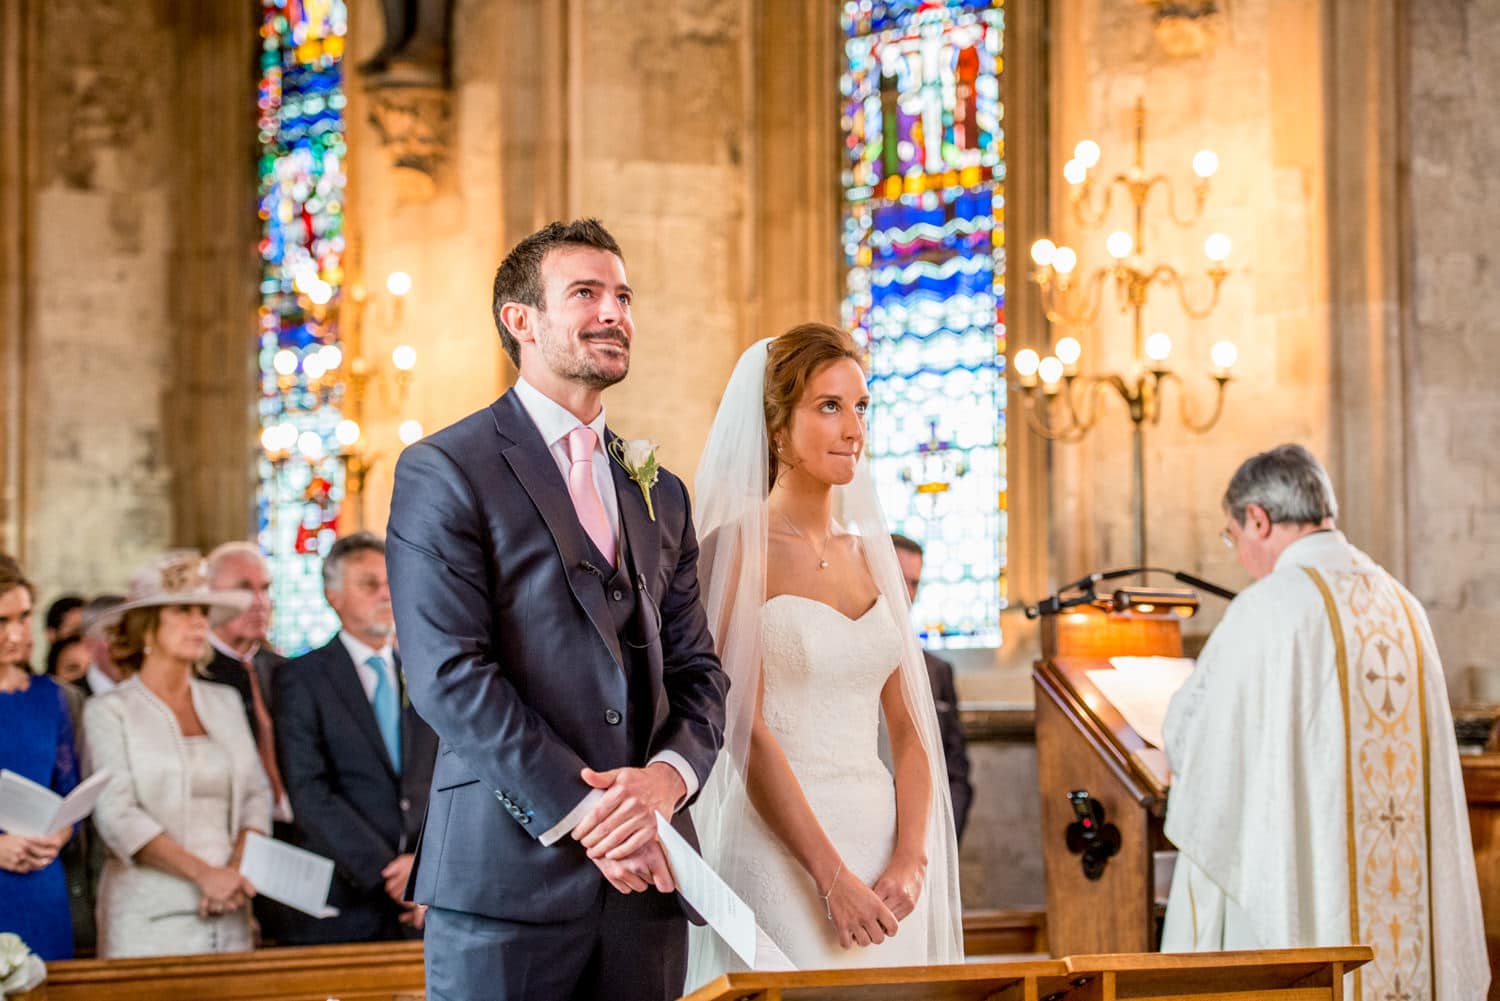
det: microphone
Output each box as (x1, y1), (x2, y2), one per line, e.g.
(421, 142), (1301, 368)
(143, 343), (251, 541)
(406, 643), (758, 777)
(578, 561), (604, 578)
(1171, 570), (1237, 602)
(1024, 566), (1237, 618)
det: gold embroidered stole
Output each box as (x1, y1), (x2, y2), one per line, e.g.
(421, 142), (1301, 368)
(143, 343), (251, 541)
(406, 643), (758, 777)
(1305, 566), (1433, 1001)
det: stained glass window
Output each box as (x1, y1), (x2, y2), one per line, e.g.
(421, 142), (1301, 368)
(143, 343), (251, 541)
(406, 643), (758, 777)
(841, 0), (1007, 649)
(256, 0), (350, 655)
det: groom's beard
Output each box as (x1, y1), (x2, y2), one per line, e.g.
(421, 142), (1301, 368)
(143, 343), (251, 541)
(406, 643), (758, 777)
(546, 327), (630, 389)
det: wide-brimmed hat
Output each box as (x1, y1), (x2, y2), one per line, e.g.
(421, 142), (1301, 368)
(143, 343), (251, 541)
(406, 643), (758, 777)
(90, 550), (252, 632)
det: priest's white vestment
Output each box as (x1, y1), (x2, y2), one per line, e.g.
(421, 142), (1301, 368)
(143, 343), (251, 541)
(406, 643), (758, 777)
(1161, 530), (1487, 1001)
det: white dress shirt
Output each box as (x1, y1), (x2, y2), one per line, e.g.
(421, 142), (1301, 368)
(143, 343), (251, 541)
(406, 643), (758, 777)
(510, 377), (698, 845)
(85, 663), (118, 695)
(337, 631), (398, 703)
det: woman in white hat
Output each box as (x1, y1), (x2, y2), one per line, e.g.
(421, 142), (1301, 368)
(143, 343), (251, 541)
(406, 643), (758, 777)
(83, 551), (272, 958)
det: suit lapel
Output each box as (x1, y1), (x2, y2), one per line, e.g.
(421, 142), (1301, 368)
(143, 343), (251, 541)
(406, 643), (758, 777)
(492, 393), (625, 673)
(326, 640), (399, 782)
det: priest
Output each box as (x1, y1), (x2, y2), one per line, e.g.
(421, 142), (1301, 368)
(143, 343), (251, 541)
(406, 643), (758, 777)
(1161, 444), (1487, 1001)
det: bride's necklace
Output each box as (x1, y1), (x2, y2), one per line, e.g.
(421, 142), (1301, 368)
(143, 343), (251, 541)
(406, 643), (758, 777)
(781, 512), (833, 571)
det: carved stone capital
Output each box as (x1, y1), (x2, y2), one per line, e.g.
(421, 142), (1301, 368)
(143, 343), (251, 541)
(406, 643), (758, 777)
(366, 82), (451, 203)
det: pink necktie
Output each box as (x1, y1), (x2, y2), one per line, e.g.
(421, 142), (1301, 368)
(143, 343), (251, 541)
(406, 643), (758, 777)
(566, 426), (616, 566)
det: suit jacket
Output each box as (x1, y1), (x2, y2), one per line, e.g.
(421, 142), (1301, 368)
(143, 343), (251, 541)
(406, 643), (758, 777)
(924, 650), (973, 841)
(203, 646), (288, 740)
(386, 391), (729, 923)
(274, 637), (437, 943)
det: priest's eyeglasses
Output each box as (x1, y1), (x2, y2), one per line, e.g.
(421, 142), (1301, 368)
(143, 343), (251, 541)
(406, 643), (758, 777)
(1218, 529), (1235, 550)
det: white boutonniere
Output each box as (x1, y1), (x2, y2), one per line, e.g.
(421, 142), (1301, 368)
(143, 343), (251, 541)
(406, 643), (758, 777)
(0, 933), (46, 998)
(609, 437), (661, 521)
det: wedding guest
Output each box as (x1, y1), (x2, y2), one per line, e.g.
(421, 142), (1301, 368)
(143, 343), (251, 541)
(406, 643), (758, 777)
(0, 554), (79, 961)
(890, 534), (972, 841)
(275, 532), (437, 943)
(84, 552), (269, 958)
(47, 634), (92, 686)
(203, 543), (288, 816)
(79, 594), (126, 696)
(44, 594), (85, 645)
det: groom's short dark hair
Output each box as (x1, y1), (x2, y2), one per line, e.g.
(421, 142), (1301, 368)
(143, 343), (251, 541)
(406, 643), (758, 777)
(492, 218), (624, 367)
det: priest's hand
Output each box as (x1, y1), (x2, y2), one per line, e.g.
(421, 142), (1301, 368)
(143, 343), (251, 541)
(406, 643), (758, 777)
(573, 763), (687, 861)
(826, 871), (899, 949)
(872, 850), (927, 921)
(592, 840), (676, 895)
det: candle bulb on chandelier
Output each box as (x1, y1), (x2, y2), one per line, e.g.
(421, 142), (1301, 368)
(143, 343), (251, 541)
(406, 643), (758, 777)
(1074, 140), (1101, 169)
(335, 419), (361, 448)
(1106, 230), (1134, 260)
(1204, 233), (1232, 263)
(1062, 159), (1087, 186)
(1051, 246), (1078, 275)
(1054, 336), (1082, 375)
(1210, 340), (1238, 378)
(1037, 356), (1065, 393)
(1030, 239), (1056, 268)
(1013, 348), (1040, 387)
(1192, 149), (1220, 179)
(1144, 332), (1173, 368)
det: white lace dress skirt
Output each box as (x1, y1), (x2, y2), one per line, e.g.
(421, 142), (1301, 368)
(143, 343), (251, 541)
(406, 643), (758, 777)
(730, 594), (929, 970)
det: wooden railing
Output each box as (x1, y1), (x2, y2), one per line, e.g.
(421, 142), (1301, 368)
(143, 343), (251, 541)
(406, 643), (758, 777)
(16, 910), (1047, 1001)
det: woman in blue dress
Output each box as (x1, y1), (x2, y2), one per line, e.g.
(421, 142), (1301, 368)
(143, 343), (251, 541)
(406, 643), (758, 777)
(0, 554), (78, 961)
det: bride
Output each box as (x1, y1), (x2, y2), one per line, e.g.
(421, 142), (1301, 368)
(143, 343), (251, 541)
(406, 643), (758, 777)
(687, 324), (963, 984)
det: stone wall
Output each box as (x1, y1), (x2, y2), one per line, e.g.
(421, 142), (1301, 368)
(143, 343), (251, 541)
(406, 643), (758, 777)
(1405, 0), (1500, 700)
(1044, 0), (1332, 642)
(11, 0), (181, 603)
(349, 0), (757, 531)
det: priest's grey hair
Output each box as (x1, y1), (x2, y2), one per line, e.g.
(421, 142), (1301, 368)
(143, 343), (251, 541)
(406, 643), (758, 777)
(322, 531), (386, 593)
(1223, 444), (1338, 526)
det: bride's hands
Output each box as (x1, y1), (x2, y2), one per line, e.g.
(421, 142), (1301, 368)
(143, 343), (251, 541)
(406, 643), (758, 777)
(824, 865), (899, 949)
(872, 850), (927, 921)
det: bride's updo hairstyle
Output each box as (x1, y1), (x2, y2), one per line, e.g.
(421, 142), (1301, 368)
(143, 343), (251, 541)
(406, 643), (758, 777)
(763, 322), (863, 488)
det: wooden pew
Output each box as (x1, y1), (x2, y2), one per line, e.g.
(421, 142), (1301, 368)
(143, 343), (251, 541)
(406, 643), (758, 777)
(14, 942), (425, 1001)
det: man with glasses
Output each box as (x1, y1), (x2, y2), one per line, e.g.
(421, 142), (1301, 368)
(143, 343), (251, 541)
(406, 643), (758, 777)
(1158, 445), (1485, 1001)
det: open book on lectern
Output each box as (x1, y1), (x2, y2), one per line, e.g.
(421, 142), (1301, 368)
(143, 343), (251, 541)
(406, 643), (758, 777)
(1084, 656), (1195, 787)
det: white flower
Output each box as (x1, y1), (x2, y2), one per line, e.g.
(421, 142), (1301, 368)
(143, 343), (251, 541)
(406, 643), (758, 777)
(618, 438), (657, 469)
(609, 437), (662, 521)
(0, 934), (26, 979)
(0, 934), (43, 997)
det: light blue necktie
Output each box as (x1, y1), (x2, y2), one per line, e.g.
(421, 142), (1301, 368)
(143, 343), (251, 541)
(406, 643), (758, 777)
(369, 654), (402, 775)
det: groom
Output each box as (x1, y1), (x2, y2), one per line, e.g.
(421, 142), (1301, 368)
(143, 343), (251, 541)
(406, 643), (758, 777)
(387, 218), (729, 1001)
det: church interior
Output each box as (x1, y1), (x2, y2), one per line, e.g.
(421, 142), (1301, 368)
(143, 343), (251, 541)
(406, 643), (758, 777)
(1, 0), (1497, 998)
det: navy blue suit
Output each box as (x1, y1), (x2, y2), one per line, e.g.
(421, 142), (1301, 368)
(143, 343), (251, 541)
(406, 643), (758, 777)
(386, 391), (728, 1000)
(273, 638), (437, 944)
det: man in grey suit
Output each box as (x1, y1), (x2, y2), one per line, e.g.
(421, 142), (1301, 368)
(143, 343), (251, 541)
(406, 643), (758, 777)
(387, 218), (729, 1001)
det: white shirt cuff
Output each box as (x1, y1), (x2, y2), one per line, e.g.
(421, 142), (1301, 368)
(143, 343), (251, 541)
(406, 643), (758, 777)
(540, 789), (603, 847)
(648, 751), (699, 806)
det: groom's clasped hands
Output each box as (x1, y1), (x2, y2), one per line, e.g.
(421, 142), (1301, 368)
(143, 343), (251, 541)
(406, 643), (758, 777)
(570, 762), (688, 896)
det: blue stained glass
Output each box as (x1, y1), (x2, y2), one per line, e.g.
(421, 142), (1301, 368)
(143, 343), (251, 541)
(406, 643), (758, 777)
(255, 0), (349, 656)
(842, 0), (1006, 649)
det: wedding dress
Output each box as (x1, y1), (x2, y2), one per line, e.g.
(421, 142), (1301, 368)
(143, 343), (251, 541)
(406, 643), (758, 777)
(734, 593), (928, 968)
(686, 337), (962, 988)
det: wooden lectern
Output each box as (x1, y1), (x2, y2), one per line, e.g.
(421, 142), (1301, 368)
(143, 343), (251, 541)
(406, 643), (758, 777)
(1033, 605), (1185, 957)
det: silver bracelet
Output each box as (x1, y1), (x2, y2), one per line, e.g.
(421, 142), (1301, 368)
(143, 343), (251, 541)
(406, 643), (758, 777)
(820, 861), (844, 922)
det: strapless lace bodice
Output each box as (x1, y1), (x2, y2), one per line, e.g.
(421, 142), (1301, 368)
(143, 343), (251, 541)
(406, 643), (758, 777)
(759, 593), (902, 782)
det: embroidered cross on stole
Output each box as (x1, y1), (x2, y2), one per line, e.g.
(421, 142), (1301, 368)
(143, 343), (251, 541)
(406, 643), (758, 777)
(1305, 566), (1434, 1001)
